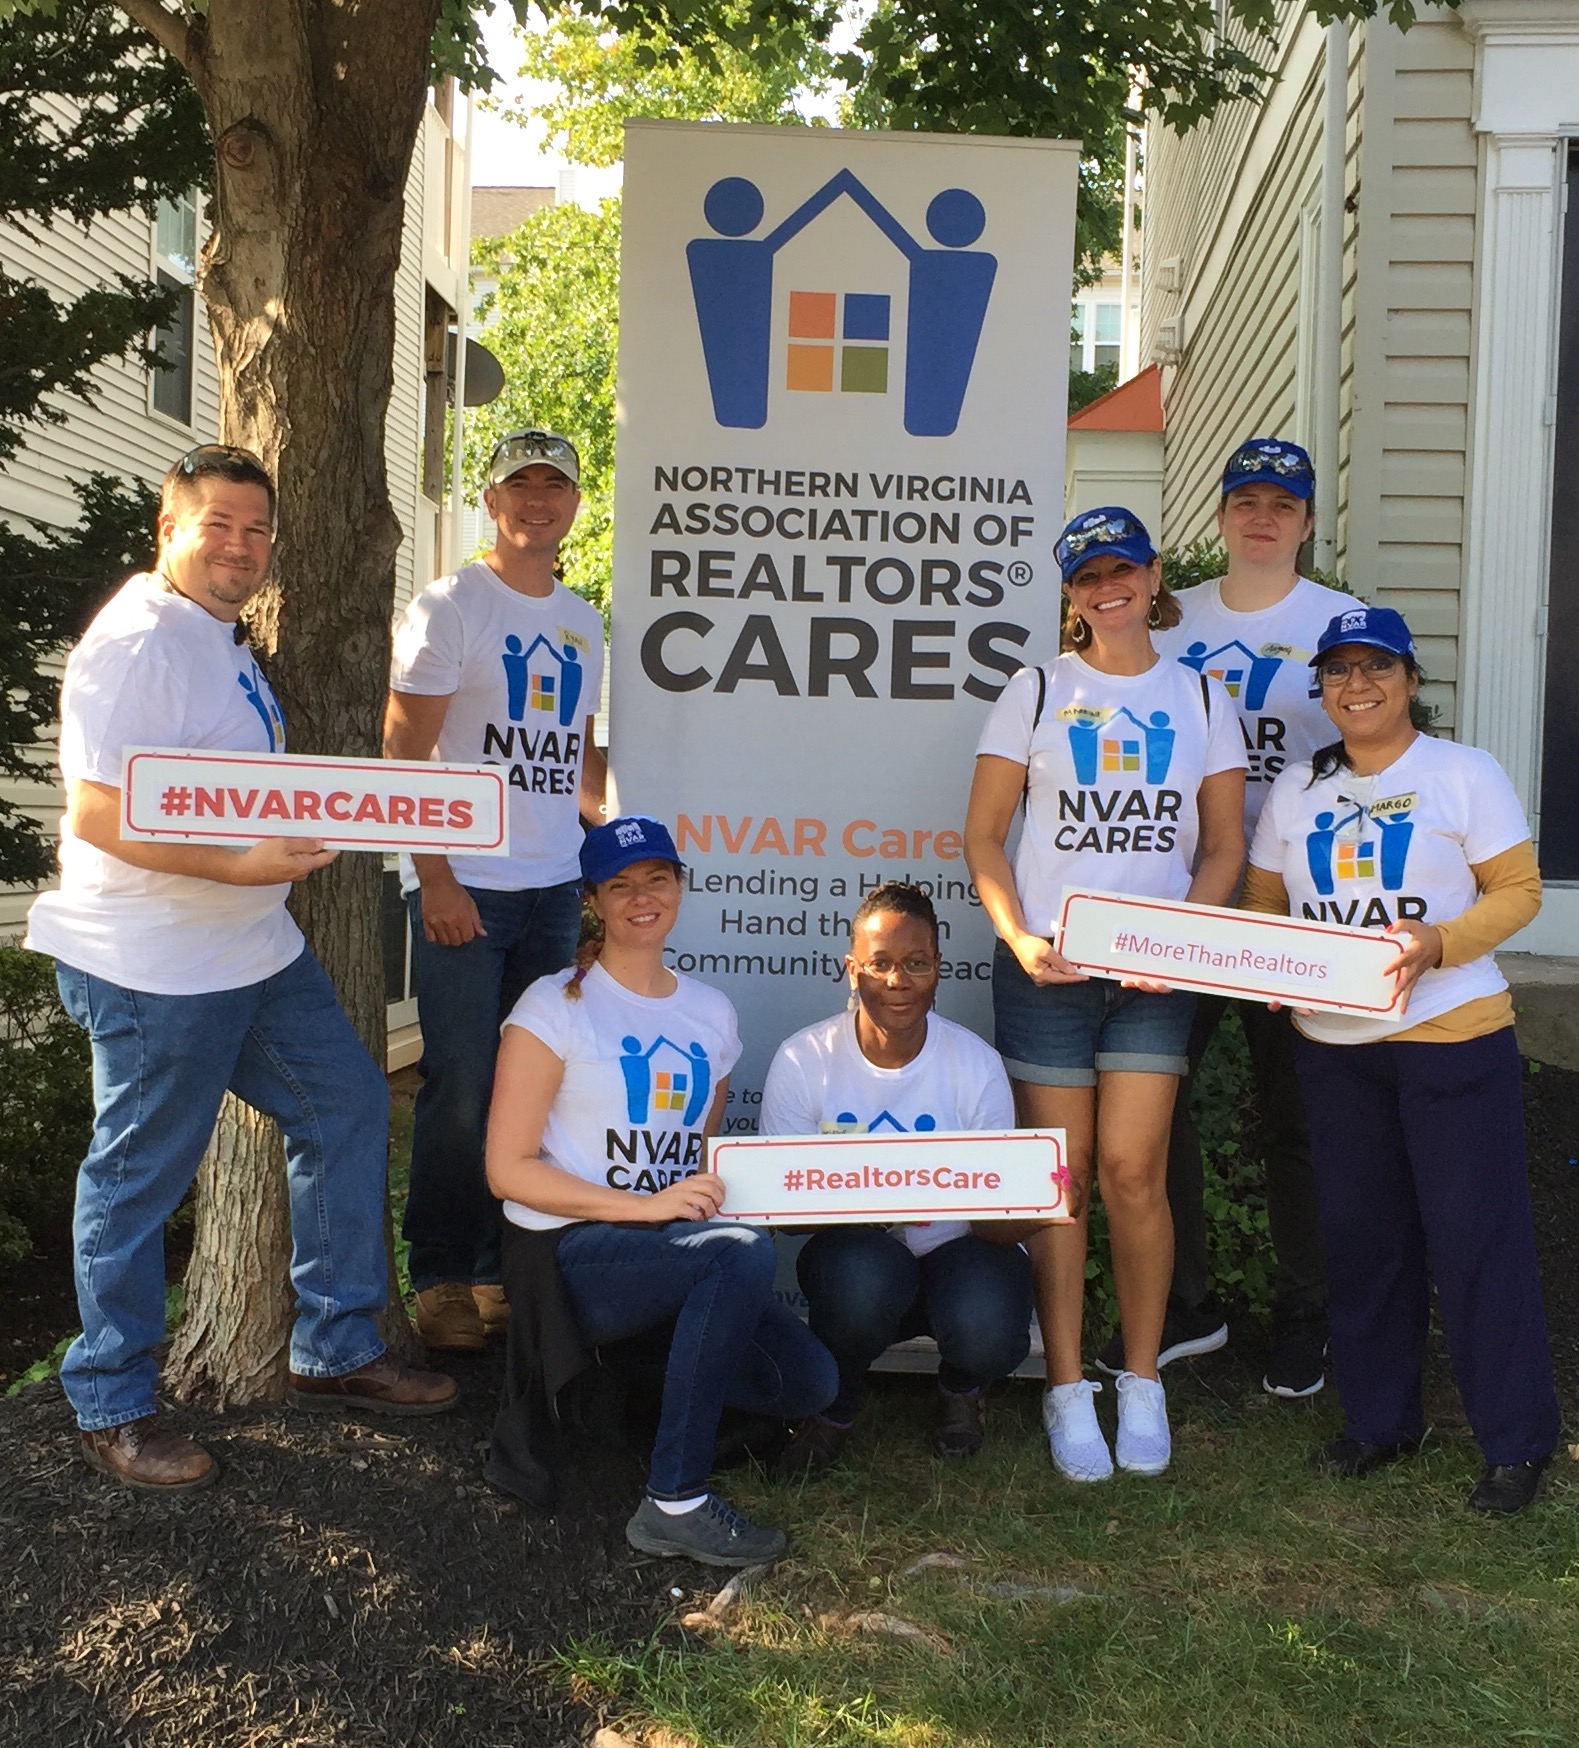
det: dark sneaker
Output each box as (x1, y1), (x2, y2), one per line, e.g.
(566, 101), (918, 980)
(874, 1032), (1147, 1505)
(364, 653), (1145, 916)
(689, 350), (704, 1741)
(626, 1493), (788, 1567)
(1309, 1434), (1421, 1478)
(932, 1387), (986, 1458)
(1263, 1311), (1329, 1398)
(771, 1414), (853, 1481)
(1095, 1296), (1228, 1376)
(1468, 1457), (1549, 1516)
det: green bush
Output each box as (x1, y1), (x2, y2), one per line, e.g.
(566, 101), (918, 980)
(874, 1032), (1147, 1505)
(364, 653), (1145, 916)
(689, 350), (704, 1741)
(0, 945), (92, 1262)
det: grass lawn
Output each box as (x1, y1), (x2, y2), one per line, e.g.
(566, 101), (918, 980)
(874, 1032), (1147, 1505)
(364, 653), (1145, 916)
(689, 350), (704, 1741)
(564, 1369), (1579, 1748)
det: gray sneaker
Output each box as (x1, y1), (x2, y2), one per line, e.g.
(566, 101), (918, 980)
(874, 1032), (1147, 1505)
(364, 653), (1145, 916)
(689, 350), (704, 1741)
(626, 1493), (789, 1568)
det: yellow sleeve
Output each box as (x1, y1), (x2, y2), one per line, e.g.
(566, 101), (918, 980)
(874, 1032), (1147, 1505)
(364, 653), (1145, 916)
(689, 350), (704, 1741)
(1434, 839), (1542, 970)
(1240, 864), (1291, 917)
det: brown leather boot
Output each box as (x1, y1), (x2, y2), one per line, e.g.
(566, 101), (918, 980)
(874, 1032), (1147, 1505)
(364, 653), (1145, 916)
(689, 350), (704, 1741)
(80, 1418), (217, 1492)
(414, 1282), (486, 1352)
(471, 1283), (510, 1336)
(287, 1357), (459, 1416)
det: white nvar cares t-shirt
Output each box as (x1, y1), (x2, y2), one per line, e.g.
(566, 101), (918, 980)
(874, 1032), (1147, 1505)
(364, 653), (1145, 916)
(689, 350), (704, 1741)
(1248, 734), (1530, 1044)
(976, 652), (1245, 935)
(1154, 575), (1355, 834)
(760, 1009), (1015, 1257)
(390, 561), (605, 892)
(499, 963), (742, 1231)
(25, 572), (303, 996)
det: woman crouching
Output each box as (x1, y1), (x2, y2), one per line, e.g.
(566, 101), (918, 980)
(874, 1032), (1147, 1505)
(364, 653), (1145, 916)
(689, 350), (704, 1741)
(483, 816), (836, 1564)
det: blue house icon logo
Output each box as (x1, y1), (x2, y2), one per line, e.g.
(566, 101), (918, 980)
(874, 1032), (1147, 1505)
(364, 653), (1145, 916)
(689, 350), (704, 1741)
(1178, 638), (1285, 712)
(686, 170), (997, 437)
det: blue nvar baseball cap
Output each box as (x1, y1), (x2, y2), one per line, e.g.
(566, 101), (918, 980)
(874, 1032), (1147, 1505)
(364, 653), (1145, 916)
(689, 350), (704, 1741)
(1220, 436), (1316, 499)
(1311, 604), (1417, 665)
(1055, 506), (1157, 582)
(580, 815), (682, 886)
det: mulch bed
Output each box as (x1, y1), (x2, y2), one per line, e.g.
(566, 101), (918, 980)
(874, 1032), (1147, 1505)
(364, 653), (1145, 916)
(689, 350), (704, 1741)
(2, 1059), (1576, 1746)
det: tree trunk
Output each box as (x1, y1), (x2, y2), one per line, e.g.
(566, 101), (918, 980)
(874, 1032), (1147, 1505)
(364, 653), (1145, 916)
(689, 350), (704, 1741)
(159, 0), (442, 1401)
(165, 1100), (294, 1405)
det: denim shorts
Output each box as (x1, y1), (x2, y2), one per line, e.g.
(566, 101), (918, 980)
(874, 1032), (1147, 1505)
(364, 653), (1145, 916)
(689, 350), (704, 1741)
(991, 941), (1195, 1086)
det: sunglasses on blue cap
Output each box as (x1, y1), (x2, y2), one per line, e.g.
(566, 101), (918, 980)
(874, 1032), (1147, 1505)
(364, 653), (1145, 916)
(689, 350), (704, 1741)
(1055, 507), (1157, 581)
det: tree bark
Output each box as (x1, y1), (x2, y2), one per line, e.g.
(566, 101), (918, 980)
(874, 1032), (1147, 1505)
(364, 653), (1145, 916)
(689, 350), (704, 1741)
(150, 0), (443, 1400)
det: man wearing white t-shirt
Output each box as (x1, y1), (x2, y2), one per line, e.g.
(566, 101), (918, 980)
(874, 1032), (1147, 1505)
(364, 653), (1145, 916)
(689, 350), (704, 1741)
(1117, 437), (1351, 1398)
(27, 446), (457, 1494)
(385, 429), (607, 1352)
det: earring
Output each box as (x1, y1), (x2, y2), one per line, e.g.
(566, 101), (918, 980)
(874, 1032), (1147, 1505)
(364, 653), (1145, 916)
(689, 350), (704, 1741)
(847, 988), (860, 1012)
(1147, 594), (1163, 629)
(1069, 612), (1089, 646)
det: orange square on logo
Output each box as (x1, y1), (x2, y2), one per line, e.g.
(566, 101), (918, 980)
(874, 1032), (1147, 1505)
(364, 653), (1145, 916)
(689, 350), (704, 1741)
(788, 291), (837, 339)
(787, 344), (835, 392)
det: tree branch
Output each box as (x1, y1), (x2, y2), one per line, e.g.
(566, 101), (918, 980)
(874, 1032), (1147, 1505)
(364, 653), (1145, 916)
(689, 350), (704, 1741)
(113, 0), (196, 74)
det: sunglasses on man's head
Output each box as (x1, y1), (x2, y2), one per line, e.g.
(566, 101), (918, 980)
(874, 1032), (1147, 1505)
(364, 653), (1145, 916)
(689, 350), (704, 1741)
(179, 442), (266, 475)
(490, 430), (578, 472)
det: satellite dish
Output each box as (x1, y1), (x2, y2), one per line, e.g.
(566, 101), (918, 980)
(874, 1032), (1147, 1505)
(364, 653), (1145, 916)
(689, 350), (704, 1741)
(446, 334), (506, 407)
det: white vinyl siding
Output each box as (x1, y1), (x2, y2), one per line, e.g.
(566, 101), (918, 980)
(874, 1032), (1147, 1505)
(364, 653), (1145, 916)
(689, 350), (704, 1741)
(1143, 11), (1477, 731)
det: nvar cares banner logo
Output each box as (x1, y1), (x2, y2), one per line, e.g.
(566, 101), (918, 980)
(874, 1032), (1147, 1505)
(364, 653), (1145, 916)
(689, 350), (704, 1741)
(686, 169), (997, 437)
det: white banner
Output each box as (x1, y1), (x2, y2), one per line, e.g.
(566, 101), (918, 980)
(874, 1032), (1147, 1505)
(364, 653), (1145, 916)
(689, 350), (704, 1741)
(122, 749), (508, 854)
(1056, 888), (1406, 1016)
(610, 121), (1080, 1126)
(711, 1128), (1071, 1224)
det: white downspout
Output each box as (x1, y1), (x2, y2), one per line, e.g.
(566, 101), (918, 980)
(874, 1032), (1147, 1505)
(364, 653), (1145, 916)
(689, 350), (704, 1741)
(448, 89), (476, 575)
(1315, 19), (1348, 571)
(1118, 119), (1139, 380)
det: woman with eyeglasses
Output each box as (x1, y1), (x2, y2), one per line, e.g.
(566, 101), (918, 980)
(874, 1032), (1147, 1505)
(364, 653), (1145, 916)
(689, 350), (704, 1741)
(482, 815), (836, 1565)
(964, 508), (1247, 1482)
(1242, 606), (1559, 1515)
(760, 882), (1033, 1475)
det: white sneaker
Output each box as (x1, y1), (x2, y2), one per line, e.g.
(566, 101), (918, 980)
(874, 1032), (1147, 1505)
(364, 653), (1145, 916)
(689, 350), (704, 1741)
(1041, 1379), (1114, 1482)
(1114, 1371), (1171, 1476)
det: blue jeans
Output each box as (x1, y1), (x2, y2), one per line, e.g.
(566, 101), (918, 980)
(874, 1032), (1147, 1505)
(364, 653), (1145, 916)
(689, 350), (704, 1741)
(55, 948), (391, 1432)
(556, 1220), (837, 1499)
(403, 880), (583, 1290)
(797, 1226), (1033, 1420)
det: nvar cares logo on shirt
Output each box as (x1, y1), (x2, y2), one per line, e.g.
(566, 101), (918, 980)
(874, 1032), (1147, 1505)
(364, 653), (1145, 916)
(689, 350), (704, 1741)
(237, 657), (285, 752)
(687, 171), (997, 438)
(605, 1032), (713, 1193)
(1300, 793), (1425, 927)
(1052, 703), (1185, 856)
(1177, 638), (1311, 786)
(480, 630), (587, 795)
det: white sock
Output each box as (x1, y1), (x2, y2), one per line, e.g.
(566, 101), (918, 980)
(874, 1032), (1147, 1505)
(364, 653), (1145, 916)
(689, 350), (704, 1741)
(650, 1493), (709, 1516)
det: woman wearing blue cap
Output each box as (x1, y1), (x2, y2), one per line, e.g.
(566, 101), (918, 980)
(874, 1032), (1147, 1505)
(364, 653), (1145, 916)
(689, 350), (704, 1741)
(482, 815), (836, 1563)
(965, 507), (1246, 1482)
(1243, 607), (1560, 1514)
(1121, 436), (1352, 1400)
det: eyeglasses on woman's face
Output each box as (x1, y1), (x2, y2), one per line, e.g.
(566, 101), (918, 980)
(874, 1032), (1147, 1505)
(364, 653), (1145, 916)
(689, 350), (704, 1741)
(1316, 653), (1401, 687)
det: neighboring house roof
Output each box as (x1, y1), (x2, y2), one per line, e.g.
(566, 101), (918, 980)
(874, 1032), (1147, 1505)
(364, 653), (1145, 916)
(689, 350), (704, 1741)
(1068, 363), (1164, 432)
(471, 185), (555, 240)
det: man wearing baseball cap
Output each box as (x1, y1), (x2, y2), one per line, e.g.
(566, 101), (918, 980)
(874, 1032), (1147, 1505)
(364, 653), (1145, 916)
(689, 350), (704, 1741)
(385, 429), (607, 1352)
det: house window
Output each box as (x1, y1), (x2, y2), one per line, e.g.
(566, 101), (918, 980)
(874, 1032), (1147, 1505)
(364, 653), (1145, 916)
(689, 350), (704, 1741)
(1070, 300), (1122, 374)
(151, 191), (199, 424)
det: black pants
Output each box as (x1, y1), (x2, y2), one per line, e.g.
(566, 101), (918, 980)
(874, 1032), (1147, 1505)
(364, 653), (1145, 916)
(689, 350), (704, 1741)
(1293, 1027), (1558, 1463)
(1165, 997), (1326, 1316)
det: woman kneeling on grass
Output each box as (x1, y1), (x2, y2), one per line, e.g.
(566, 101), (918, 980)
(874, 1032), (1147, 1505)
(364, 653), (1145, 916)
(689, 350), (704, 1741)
(483, 816), (836, 1566)
(1243, 606), (1560, 1516)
